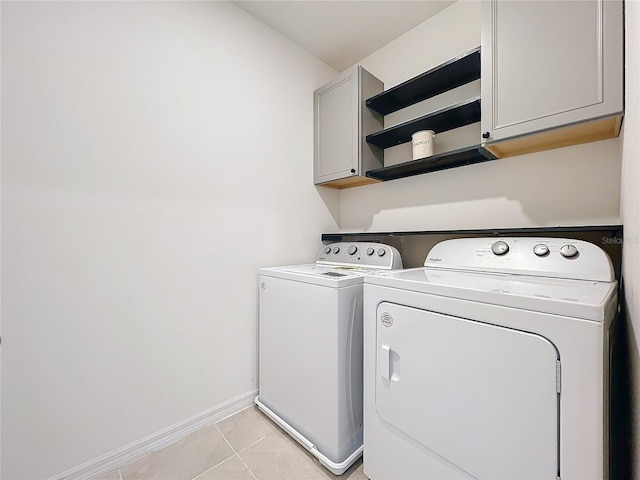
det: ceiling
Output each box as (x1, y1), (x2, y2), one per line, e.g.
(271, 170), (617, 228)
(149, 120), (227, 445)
(233, 1), (456, 71)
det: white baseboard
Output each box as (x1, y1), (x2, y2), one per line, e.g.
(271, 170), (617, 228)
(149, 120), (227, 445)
(50, 390), (258, 480)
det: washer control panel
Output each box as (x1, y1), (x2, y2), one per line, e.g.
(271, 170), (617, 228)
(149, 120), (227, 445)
(316, 242), (403, 270)
(426, 237), (614, 282)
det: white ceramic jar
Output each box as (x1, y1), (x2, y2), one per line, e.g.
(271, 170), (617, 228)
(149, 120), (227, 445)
(411, 130), (435, 160)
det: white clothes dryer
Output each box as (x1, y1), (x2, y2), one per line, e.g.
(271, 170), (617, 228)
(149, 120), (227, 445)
(363, 237), (617, 480)
(256, 242), (403, 475)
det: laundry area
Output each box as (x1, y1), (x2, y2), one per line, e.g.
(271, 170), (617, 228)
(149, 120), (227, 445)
(1, 1), (639, 480)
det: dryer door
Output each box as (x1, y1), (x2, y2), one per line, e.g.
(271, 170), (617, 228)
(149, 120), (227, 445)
(376, 302), (559, 479)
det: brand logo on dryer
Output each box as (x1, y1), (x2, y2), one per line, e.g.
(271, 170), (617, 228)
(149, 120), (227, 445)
(428, 258), (442, 262)
(381, 312), (393, 327)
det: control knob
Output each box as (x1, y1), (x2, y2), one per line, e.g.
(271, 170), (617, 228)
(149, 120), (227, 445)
(533, 244), (549, 257)
(377, 248), (386, 257)
(347, 245), (357, 255)
(491, 241), (509, 256)
(333, 246), (340, 254)
(366, 247), (374, 256)
(324, 247), (332, 254)
(560, 244), (578, 258)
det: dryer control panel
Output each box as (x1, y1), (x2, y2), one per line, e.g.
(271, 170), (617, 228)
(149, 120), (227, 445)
(425, 237), (614, 282)
(317, 242), (403, 270)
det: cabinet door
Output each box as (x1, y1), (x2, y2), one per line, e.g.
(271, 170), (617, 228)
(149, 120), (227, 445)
(481, 0), (623, 145)
(314, 67), (359, 185)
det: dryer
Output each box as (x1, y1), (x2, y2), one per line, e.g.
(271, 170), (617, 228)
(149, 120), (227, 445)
(256, 242), (402, 475)
(363, 237), (617, 480)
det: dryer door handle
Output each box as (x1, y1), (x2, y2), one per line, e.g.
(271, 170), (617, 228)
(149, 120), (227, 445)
(379, 344), (392, 380)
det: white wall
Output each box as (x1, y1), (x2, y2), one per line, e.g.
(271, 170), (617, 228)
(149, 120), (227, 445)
(340, 1), (622, 232)
(0, 2), (338, 478)
(621, 0), (640, 477)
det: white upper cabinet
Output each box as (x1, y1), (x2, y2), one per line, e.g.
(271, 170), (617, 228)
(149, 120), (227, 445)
(481, 0), (623, 158)
(314, 66), (383, 188)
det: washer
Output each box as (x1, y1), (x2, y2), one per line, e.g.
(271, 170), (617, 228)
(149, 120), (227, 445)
(256, 242), (403, 475)
(363, 237), (617, 480)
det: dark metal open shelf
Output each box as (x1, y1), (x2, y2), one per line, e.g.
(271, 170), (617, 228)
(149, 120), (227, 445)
(366, 47), (481, 116)
(359, 48), (485, 184)
(366, 144), (496, 181)
(365, 96), (481, 149)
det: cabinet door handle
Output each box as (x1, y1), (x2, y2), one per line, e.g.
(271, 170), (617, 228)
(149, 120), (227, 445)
(350, 168), (356, 174)
(482, 131), (490, 139)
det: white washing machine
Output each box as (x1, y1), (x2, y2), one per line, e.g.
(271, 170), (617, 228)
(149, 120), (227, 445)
(363, 237), (617, 480)
(256, 242), (403, 475)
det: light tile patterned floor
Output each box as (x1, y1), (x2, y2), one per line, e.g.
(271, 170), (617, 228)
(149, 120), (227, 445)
(99, 406), (368, 480)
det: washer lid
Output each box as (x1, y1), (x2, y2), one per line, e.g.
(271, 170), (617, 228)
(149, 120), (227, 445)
(260, 264), (366, 287)
(365, 268), (617, 321)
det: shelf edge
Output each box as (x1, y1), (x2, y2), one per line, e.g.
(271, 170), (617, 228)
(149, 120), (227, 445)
(366, 46), (481, 115)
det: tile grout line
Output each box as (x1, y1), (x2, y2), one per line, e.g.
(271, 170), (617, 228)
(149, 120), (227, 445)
(190, 412), (274, 480)
(190, 425), (240, 480)
(235, 433), (271, 455)
(215, 423), (239, 455)
(215, 423), (260, 480)
(191, 454), (240, 480)
(235, 452), (259, 480)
